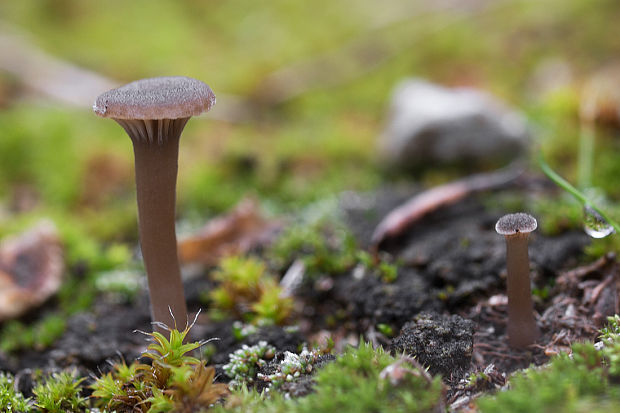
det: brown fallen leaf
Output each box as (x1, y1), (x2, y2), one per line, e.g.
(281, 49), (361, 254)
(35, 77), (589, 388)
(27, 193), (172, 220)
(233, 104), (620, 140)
(178, 198), (281, 266)
(0, 221), (64, 321)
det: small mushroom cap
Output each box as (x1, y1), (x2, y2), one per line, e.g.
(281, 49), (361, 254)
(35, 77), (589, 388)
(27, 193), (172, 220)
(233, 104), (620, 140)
(495, 213), (537, 235)
(93, 76), (215, 120)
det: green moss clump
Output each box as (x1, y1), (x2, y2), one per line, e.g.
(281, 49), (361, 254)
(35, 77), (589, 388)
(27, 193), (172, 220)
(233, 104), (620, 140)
(207, 256), (293, 325)
(223, 341), (276, 388)
(32, 371), (87, 413)
(477, 315), (620, 412)
(0, 315), (67, 353)
(531, 196), (583, 236)
(0, 373), (31, 412)
(268, 218), (357, 277)
(91, 322), (228, 413)
(218, 342), (444, 413)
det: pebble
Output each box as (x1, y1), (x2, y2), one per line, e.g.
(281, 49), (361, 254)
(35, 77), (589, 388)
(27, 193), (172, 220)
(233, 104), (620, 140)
(379, 79), (529, 169)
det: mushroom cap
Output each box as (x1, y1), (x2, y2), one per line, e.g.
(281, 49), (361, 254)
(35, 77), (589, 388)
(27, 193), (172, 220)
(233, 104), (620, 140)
(93, 76), (215, 120)
(495, 213), (537, 235)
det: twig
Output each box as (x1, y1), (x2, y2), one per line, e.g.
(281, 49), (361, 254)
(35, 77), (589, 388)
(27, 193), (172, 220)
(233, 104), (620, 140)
(371, 162), (523, 250)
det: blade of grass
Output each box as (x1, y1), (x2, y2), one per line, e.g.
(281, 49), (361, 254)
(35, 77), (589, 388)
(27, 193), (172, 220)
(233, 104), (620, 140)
(538, 151), (620, 234)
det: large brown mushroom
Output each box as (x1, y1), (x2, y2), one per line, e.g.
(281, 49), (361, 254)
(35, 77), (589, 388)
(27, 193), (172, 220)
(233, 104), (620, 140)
(94, 76), (215, 331)
(495, 212), (540, 348)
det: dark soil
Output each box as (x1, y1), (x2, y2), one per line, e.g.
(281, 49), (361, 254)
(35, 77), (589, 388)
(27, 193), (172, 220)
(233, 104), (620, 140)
(391, 313), (474, 380)
(1, 179), (612, 407)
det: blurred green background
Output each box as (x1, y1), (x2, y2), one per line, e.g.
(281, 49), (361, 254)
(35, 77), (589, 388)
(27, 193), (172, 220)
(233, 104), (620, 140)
(0, 0), (619, 244)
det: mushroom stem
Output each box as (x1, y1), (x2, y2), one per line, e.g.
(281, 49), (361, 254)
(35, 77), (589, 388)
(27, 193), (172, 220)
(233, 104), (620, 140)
(123, 119), (188, 331)
(504, 233), (539, 348)
(95, 76), (215, 335)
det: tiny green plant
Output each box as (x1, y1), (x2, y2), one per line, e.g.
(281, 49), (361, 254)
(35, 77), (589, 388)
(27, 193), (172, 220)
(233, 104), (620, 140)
(223, 341), (276, 388)
(0, 314), (67, 354)
(268, 219), (357, 277)
(91, 313), (228, 412)
(258, 346), (329, 389)
(208, 256), (293, 325)
(32, 371), (87, 413)
(0, 373), (31, 412)
(357, 251), (399, 283)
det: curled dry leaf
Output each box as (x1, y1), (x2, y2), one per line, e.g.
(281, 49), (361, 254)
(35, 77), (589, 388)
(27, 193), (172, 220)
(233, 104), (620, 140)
(178, 198), (281, 266)
(0, 221), (64, 321)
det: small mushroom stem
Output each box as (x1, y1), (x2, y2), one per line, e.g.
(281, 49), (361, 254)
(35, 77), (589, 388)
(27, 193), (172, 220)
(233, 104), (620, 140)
(120, 118), (189, 331)
(504, 233), (539, 348)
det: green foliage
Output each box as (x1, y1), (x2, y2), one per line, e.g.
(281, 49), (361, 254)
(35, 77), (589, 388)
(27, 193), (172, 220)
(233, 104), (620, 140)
(251, 286), (292, 325)
(477, 315), (620, 412)
(0, 108), (82, 208)
(91, 321), (228, 413)
(0, 221), (134, 353)
(223, 341), (276, 388)
(0, 314), (67, 353)
(584, 234), (620, 260)
(258, 346), (328, 388)
(268, 218), (357, 277)
(32, 371), (87, 413)
(0, 373), (31, 412)
(218, 342), (444, 413)
(531, 196), (582, 236)
(94, 269), (142, 300)
(208, 256), (293, 325)
(302, 343), (442, 412)
(357, 251), (400, 283)
(231, 322), (258, 342)
(376, 323), (395, 337)
(538, 152), (620, 234)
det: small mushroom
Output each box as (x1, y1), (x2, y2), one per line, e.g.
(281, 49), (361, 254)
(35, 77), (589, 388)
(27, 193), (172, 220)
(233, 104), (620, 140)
(495, 212), (540, 348)
(94, 76), (215, 331)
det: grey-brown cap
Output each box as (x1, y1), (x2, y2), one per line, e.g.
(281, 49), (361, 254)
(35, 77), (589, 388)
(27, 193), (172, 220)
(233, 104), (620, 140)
(93, 76), (215, 120)
(495, 213), (537, 236)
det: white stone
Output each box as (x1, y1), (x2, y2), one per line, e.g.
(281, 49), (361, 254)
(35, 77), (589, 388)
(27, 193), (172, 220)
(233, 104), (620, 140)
(380, 79), (529, 168)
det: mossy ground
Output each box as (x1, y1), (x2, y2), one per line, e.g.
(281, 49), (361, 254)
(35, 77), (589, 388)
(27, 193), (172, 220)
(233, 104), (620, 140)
(1, 1), (620, 412)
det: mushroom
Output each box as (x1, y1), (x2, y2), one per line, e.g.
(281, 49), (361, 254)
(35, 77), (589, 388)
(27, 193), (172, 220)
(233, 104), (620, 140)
(94, 76), (215, 331)
(495, 212), (540, 348)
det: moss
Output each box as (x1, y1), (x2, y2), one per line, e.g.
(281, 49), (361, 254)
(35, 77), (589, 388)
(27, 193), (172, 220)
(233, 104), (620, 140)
(218, 342), (444, 413)
(0, 315), (67, 353)
(268, 217), (357, 277)
(531, 196), (582, 236)
(477, 315), (620, 412)
(207, 256), (293, 325)
(0, 217), (134, 353)
(223, 341), (276, 388)
(0, 373), (30, 412)
(91, 322), (228, 412)
(32, 371), (87, 413)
